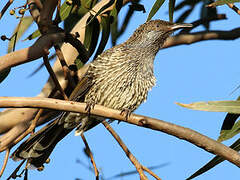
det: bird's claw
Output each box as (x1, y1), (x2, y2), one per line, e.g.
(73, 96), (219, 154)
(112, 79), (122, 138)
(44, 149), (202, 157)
(120, 108), (132, 120)
(85, 101), (95, 115)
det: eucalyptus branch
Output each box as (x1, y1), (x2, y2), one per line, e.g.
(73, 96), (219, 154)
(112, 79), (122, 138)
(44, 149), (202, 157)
(0, 97), (239, 168)
(0, 32), (65, 72)
(163, 28), (240, 49)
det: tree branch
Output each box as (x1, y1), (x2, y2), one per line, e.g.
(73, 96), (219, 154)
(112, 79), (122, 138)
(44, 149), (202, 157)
(163, 28), (240, 49)
(0, 32), (65, 72)
(0, 97), (239, 168)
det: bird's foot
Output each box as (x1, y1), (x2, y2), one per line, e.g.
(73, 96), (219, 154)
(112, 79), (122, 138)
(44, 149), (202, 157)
(85, 100), (95, 114)
(120, 108), (132, 121)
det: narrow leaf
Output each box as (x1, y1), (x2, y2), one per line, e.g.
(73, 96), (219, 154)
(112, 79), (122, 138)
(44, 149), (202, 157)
(169, 0), (176, 22)
(187, 138), (240, 180)
(8, 16), (33, 52)
(59, 0), (81, 21)
(110, 6), (118, 46)
(147, 0), (166, 21)
(25, 0), (81, 41)
(0, 68), (11, 83)
(23, 29), (41, 41)
(177, 100), (240, 114)
(218, 120), (240, 142)
(84, 17), (100, 57)
(220, 96), (240, 131)
(93, 15), (111, 59)
(86, 0), (115, 26)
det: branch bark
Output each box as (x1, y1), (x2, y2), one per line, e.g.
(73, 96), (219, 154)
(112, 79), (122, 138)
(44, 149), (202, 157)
(163, 28), (240, 49)
(0, 32), (65, 72)
(0, 97), (239, 168)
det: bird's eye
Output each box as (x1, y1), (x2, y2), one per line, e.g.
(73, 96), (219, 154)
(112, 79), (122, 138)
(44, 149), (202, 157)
(156, 24), (160, 28)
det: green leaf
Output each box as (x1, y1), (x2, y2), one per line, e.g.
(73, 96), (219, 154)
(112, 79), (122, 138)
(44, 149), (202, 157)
(25, 0), (82, 41)
(110, 6), (118, 46)
(219, 96), (240, 136)
(23, 29), (41, 41)
(84, 17), (100, 57)
(0, 68), (11, 83)
(86, 0), (115, 26)
(147, 0), (166, 21)
(74, 58), (84, 69)
(129, 2), (146, 13)
(177, 100), (240, 114)
(59, 0), (81, 21)
(8, 16), (33, 52)
(208, 0), (240, 7)
(169, 0), (176, 22)
(218, 120), (240, 142)
(93, 15), (111, 59)
(186, 138), (240, 180)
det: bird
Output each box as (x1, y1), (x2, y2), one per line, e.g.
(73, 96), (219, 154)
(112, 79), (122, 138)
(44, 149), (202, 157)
(11, 19), (192, 168)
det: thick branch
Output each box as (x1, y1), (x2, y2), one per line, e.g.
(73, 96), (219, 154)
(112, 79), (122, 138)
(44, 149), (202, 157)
(0, 97), (239, 167)
(0, 32), (65, 72)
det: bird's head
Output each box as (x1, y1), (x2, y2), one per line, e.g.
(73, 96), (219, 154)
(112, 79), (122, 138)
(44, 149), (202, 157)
(127, 20), (192, 50)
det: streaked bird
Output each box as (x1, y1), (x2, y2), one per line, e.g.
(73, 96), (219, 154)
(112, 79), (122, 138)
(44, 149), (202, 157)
(12, 19), (192, 168)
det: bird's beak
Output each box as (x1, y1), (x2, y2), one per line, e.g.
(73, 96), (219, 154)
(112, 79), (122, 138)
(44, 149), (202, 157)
(168, 23), (193, 31)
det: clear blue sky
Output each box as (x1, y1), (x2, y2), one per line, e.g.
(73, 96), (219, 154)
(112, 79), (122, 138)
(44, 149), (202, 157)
(0, 1), (239, 180)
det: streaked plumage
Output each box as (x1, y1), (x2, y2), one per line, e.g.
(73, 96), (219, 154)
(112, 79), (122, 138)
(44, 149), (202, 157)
(12, 20), (192, 168)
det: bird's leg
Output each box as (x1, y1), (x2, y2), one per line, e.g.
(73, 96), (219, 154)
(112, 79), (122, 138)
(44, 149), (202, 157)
(85, 100), (96, 115)
(120, 108), (132, 121)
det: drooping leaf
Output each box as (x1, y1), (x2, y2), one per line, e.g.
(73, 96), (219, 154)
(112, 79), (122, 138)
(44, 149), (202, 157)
(93, 15), (111, 59)
(218, 120), (240, 142)
(60, 0), (81, 21)
(201, 0), (217, 30)
(84, 17), (100, 57)
(25, 0), (82, 40)
(175, 0), (201, 11)
(177, 100), (240, 114)
(186, 138), (240, 180)
(208, 0), (240, 7)
(169, 0), (176, 22)
(74, 58), (84, 69)
(24, 29), (41, 41)
(110, 6), (118, 46)
(85, 0), (115, 26)
(0, 68), (11, 83)
(116, 1), (141, 39)
(147, 0), (166, 21)
(176, 8), (193, 23)
(128, 2), (146, 13)
(8, 16), (33, 52)
(219, 96), (240, 133)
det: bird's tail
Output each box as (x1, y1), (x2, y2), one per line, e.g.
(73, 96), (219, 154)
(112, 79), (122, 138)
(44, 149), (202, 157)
(11, 119), (73, 168)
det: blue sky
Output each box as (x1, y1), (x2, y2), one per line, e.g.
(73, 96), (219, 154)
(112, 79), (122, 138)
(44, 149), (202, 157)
(0, 1), (240, 180)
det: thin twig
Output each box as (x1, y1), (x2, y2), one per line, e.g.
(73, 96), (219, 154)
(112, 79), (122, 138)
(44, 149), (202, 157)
(12, 109), (43, 146)
(0, 0), (13, 20)
(0, 148), (10, 177)
(43, 55), (68, 100)
(102, 120), (149, 180)
(227, 3), (240, 15)
(7, 160), (26, 180)
(0, 97), (240, 168)
(142, 166), (161, 180)
(54, 45), (76, 88)
(81, 134), (99, 180)
(179, 14), (227, 34)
